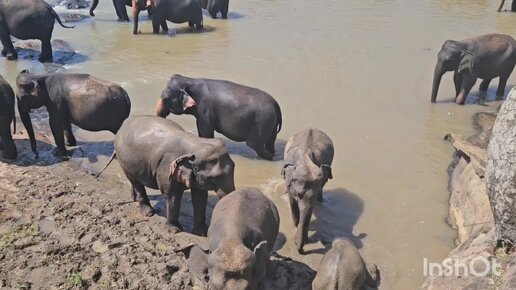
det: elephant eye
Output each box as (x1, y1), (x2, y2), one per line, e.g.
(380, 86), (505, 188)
(193, 165), (199, 173)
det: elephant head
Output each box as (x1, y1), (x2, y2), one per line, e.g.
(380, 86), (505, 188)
(156, 75), (197, 117)
(184, 240), (269, 290)
(282, 155), (333, 202)
(15, 70), (48, 157)
(171, 139), (235, 197)
(431, 40), (475, 103)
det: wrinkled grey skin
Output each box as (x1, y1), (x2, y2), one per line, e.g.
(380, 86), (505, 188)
(114, 116), (236, 236)
(0, 75), (16, 159)
(132, 0), (203, 35)
(431, 34), (516, 105)
(202, 0), (229, 19)
(15, 71), (131, 157)
(0, 0), (74, 62)
(185, 188), (279, 290)
(282, 128), (333, 254)
(497, 0), (516, 12)
(157, 75), (282, 160)
(313, 239), (380, 290)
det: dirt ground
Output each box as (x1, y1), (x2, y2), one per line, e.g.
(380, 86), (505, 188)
(0, 130), (315, 289)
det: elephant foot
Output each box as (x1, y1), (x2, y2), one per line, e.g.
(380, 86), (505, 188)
(257, 150), (274, 161)
(166, 221), (183, 234)
(66, 138), (77, 147)
(1, 48), (6, 57)
(38, 56), (53, 63)
(52, 147), (69, 157)
(222, 14), (228, 19)
(6, 53), (18, 61)
(118, 18), (130, 22)
(139, 204), (155, 217)
(192, 223), (208, 237)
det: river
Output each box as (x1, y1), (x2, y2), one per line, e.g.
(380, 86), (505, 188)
(1, 0), (515, 288)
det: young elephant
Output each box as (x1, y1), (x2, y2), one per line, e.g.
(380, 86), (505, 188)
(89, 0), (152, 22)
(156, 75), (282, 160)
(184, 188), (279, 289)
(0, 0), (74, 62)
(15, 71), (131, 157)
(312, 239), (380, 290)
(202, 0), (229, 19)
(282, 128), (334, 254)
(0, 75), (17, 159)
(113, 116), (236, 235)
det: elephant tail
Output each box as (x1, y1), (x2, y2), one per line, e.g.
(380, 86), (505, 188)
(94, 151), (117, 178)
(48, 6), (75, 29)
(274, 101), (282, 133)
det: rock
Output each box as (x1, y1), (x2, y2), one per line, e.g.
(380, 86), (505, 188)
(92, 240), (108, 253)
(486, 87), (516, 246)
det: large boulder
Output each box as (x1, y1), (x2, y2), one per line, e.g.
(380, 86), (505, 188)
(486, 87), (516, 246)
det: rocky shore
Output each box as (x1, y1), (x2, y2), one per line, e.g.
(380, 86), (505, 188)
(422, 88), (516, 290)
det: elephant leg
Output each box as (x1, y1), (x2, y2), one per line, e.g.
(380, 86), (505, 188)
(64, 121), (76, 146)
(479, 78), (492, 92)
(152, 18), (161, 34)
(0, 123), (16, 159)
(188, 21), (194, 27)
(456, 73), (476, 105)
(190, 188), (208, 236)
(288, 193), (300, 227)
(496, 74), (510, 97)
(132, 5), (140, 34)
(161, 20), (168, 32)
(221, 1), (229, 19)
(196, 119), (215, 138)
(295, 201), (313, 254)
(39, 36), (53, 63)
(165, 190), (184, 233)
(265, 132), (277, 155)
(114, 0), (130, 21)
(48, 108), (68, 156)
(453, 71), (463, 97)
(0, 27), (17, 60)
(128, 177), (154, 216)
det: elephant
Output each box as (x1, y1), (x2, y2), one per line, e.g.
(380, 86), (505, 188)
(202, 0), (229, 19)
(182, 187), (279, 289)
(89, 0), (152, 22)
(497, 0), (516, 12)
(282, 128), (334, 254)
(0, 75), (17, 160)
(105, 115), (236, 235)
(312, 239), (380, 290)
(131, 0), (203, 35)
(431, 34), (516, 105)
(156, 75), (282, 160)
(15, 71), (131, 158)
(0, 0), (74, 63)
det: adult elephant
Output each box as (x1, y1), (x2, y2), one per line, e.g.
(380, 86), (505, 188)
(15, 71), (131, 157)
(0, 75), (17, 159)
(183, 188), (279, 289)
(431, 34), (516, 105)
(282, 128), (334, 254)
(132, 0), (203, 35)
(104, 116), (236, 235)
(497, 0), (516, 12)
(156, 75), (282, 160)
(202, 0), (229, 19)
(89, 0), (152, 22)
(0, 0), (74, 62)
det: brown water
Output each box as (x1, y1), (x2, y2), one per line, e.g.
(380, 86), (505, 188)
(2, 0), (516, 288)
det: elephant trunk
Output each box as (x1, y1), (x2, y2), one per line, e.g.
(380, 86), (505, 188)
(216, 178), (235, 199)
(18, 106), (38, 158)
(155, 98), (170, 118)
(431, 64), (445, 103)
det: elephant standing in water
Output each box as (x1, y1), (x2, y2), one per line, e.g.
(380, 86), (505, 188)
(89, 0), (152, 22)
(0, 0), (74, 62)
(202, 0), (229, 19)
(15, 71), (131, 157)
(0, 75), (17, 159)
(282, 128), (334, 254)
(431, 34), (516, 105)
(183, 188), (279, 289)
(497, 0), (516, 12)
(105, 116), (235, 235)
(156, 75), (282, 160)
(312, 239), (380, 290)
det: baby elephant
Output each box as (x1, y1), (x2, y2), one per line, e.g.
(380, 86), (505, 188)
(16, 71), (131, 157)
(185, 188), (279, 290)
(282, 128), (334, 254)
(0, 75), (17, 159)
(156, 74), (282, 160)
(111, 116), (235, 235)
(313, 239), (380, 290)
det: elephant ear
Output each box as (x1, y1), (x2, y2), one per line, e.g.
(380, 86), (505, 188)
(169, 154), (196, 188)
(252, 241), (269, 280)
(180, 89), (197, 112)
(458, 50), (475, 74)
(321, 164), (333, 180)
(281, 163), (295, 187)
(177, 242), (211, 277)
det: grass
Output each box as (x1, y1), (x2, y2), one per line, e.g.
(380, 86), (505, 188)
(0, 223), (39, 249)
(69, 271), (86, 289)
(491, 244), (511, 290)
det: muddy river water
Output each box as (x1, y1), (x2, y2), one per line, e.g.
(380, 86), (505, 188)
(2, 0), (516, 289)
